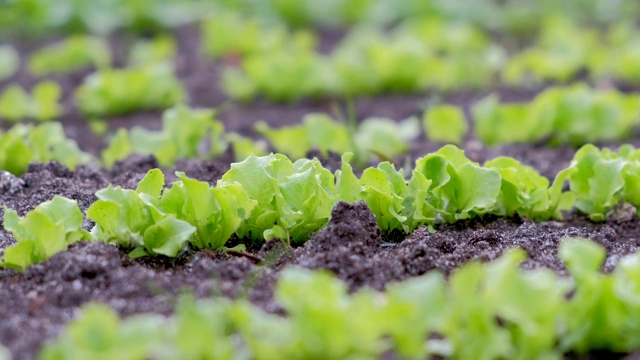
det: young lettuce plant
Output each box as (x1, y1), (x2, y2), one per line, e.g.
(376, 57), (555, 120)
(218, 154), (338, 244)
(422, 104), (468, 145)
(336, 153), (434, 233)
(87, 169), (196, 258)
(568, 145), (633, 221)
(2, 196), (90, 271)
(414, 145), (502, 223)
(256, 113), (419, 164)
(0, 81), (62, 122)
(160, 172), (257, 250)
(101, 105), (225, 168)
(485, 157), (575, 220)
(0, 122), (91, 175)
(28, 35), (111, 76)
(75, 62), (185, 117)
(0, 45), (18, 81)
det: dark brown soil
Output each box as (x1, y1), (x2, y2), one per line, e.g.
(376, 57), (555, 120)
(2, 25), (640, 360)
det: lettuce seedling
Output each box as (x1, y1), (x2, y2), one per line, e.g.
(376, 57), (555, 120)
(0, 122), (91, 175)
(219, 154), (338, 243)
(569, 145), (629, 221)
(415, 145), (501, 222)
(0, 81), (62, 122)
(472, 93), (554, 146)
(75, 63), (185, 117)
(336, 153), (434, 233)
(127, 35), (176, 66)
(87, 169), (196, 258)
(28, 35), (111, 76)
(201, 10), (315, 59)
(101, 105), (224, 168)
(485, 157), (575, 220)
(255, 114), (353, 159)
(39, 303), (166, 360)
(257, 114), (418, 164)
(160, 172), (256, 250)
(2, 196), (90, 271)
(423, 105), (468, 145)
(0, 45), (18, 81)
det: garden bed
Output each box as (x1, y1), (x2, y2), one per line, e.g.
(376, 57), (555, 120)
(3, 5), (640, 359)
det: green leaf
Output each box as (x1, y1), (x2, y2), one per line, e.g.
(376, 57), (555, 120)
(423, 104), (468, 144)
(136, 169), (164, 198)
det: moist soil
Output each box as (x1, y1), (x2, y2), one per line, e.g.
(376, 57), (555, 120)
(2, 26), (640, 359)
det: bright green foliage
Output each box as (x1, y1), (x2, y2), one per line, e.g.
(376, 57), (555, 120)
(415, 145), (502, 222)
(0, 122), (91, 175)
(201, 10), (316, 59)
(0, 81), (62, 122)
(101, 105), (224, 167)
(255, 114), (352, 159)
(224, 45), (332, 103)
(219, 154), (338, 243)
(2, 196), (90, 271)
(502, 17), (597, 85)
(101, 128), (132, 169)
(256, 114), (419, 163)
(485, 157), (575, 220)
(40, 303), (167, 360)
(336, 153), (434, 233)
(75, 63), (185, 117)
(587, 22), (640, 84)
(355, 117), (420, 160)
(0, 45), (19, 81)
(568, 145), (632, 221)
(28, 35), (111, 76)
(473, 84), (640, 146)
(160, 172), (257, 250)
(222, 17), (503, 102)
(423, 104), (468, 144)
(87, 169), (196, 258)
(559, 239), (632, 352)
(127, 35), (176, 66)
(226, 133), (269, 162)
(45, 238), (640, 358)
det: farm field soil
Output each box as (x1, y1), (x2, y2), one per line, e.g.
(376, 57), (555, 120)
(3, 26), (640, 359)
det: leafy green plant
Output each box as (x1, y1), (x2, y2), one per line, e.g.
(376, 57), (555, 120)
(101, 105), (225, 168)
(201, 10), (316, 59)
(255, 113), (419, 163)
(75, 63), (185, 117)
(40, 303), (167, 360)
(473, 84), (640, 146)
(2, 196), (90, 271)
(226, 133), (269, 162)
(223, 46), (333, 102)
(160, 172), (257, 250)
(423, 104), (468, 145)
(87, 169), (196, 258)
(42, 238), (640, 358)
(339, 154), (430, 232)
(0, 45), (19, 81)
(502, 16), (597, 85)
(127, 35), (176, 66)
(28, 35), (111, 76)
(0, 82), (62, 122)
(414, 145), (502, 223)
(568, 145), (635, 221)
(219, 154), (338, 243)
(485, 157), (575, 220)
(0, 122), (91, 175)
